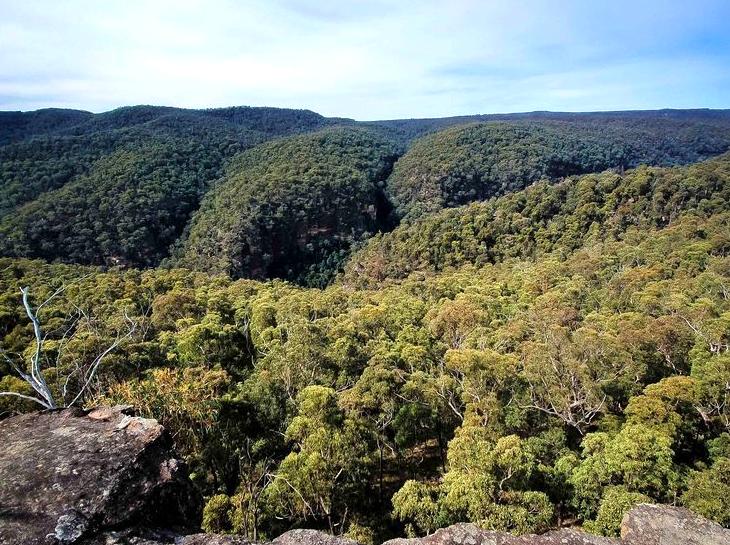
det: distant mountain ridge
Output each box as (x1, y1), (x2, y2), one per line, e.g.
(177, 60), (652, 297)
(4, 104), (730, 145)
(0, 105), (336, 145)
(2, 105), (730, 283)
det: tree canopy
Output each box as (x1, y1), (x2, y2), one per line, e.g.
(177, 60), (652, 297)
(344, 152), (730, 287)
(175, 127), (399, 286)
(1, 107), (729, 541)
(2, 107), (730, 281)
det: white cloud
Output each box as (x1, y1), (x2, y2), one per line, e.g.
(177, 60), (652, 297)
(0, 0), (728, 118)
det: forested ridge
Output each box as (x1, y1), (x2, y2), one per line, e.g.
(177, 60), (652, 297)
(2, 107), (730, 278)
(384, 120), (730, 219)
(1, 106), (730, 541)
(344, 152), (730, 286)
(0, 137), (252, 266)
(0, 105), (334, 146)
(173, 127), (400, 286)
(0, 106), (339, 267)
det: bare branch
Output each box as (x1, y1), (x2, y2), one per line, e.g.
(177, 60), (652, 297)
(21, 286), (56, 409)
(36, 273), (92, 313)
(67, 312), (137, 407)
(4, 283), (136, 410)
(0, 391), (52, 409)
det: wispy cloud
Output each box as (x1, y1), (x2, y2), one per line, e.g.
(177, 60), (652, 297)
(0, 0), (728, 119)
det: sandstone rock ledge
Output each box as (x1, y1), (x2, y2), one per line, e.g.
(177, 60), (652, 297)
(0, 406), (199, 545)
(1, 408), (728, 545)
(619, 503), (730, 545)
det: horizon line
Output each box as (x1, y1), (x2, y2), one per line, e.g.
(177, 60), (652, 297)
(3, 103), (730, 124)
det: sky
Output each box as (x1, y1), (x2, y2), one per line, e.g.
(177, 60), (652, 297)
(1, 0), (729, 120)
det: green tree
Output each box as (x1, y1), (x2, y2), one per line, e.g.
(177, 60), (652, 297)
(683, 458), (730, 526)
(266, 385), (374, 533)
(570, 425), (680, 520)
(584, 487), (651, 537)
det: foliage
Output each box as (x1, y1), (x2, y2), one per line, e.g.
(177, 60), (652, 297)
(345, 152), (730, 286)
(3, 107), (730, 284)
(392, 481), (444, 536)
(683, 458), (730, 526)
(1, 151), (729, 538)
(175, 127), (399, 286)
(103, 366), (230, 461)
(438, 429), (554, 534)
(202, 494), (235, 533)
(569, 425), (680, 520)
(583, 487), (651, 537)
(385, 118), (730, 219)
(264, 385), (374, 533)
(0, 105), (335, 267)
(0, 133), (261, 266)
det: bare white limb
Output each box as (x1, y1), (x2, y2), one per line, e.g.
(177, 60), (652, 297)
(0, 391), (52, 408)
(20, 287), (56, 409)
(67, 311), (137, 407)
(1, 283), (137, 410)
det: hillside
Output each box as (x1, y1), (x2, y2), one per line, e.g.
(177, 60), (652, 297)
(367, 108), (730, 144)
(1, 105), (730, 540)
(344, 152), (730, 286)
(2, 214), (729, 538)
(384, 118), (730, 219)
(0, 105), (338, 220)
(0, 105), (335, 145)
(0, 132), (263, 267)
(0, 106), (338, 267)
(1, 107), (730, 277)
(174, 127), (399, 286)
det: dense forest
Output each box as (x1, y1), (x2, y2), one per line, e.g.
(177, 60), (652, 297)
(1, 106), (729, 541)
(174, 127), (400, 286)
(1, 107), (730, 279)
(384, 120), (730, 219)
(0, 106), (336, 267)
(345, 152), (730, 286)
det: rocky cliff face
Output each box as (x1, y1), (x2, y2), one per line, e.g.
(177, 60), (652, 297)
(619, 504), (730, 545)
(0, 406), (199, 545)
(1, 408), (728, 545)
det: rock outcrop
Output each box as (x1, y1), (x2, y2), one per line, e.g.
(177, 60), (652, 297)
(380, 505), (730, 545)
(620, 503), (730, 545)
(179, 535), (254, 545)
(0, 406), (199, 545)
(382, 523), (616, 545)
(272, 529), (360, 545)
(1, 408), (728, 545)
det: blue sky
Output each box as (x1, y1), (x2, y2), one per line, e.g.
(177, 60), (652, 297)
(1, 0), (729, 120)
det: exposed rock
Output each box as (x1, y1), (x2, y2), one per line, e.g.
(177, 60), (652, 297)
(620, 503), (730, 545)
(82, 528), (180, 545)
(382, 522), (617, 545)
(0, 407), (200, 545)
(180, 534), (255, 545)
(382, 505), (730, 545)
(273, 529), (359, 545)
(2, 408), (728, 545)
